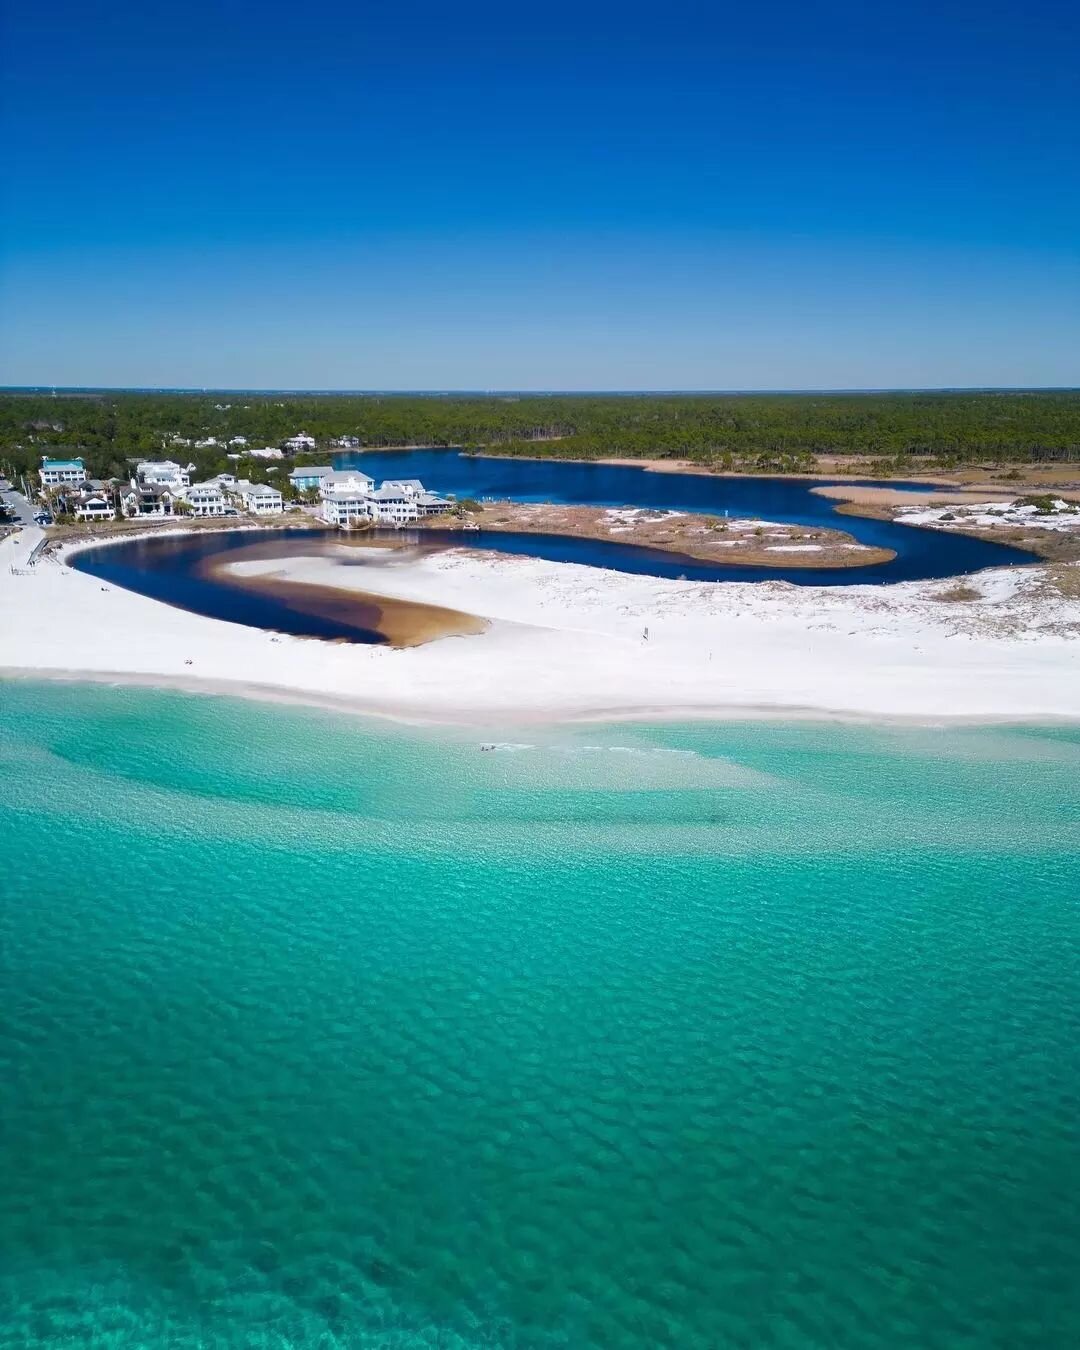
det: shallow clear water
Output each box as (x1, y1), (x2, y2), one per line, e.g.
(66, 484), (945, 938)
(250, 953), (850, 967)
(2, 682), (1079, 1348)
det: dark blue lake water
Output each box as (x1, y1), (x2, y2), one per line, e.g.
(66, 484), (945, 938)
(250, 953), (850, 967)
(72, 455), (1032, 644)
(345, 450), (1027, 583)
(74, 530), (386, 643)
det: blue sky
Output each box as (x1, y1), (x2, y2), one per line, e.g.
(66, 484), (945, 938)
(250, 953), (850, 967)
(2, 0), (1078, 389)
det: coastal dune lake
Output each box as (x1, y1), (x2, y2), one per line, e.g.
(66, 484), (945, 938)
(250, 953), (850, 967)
(3, 681), (1080, 1348)
(70, 457), (1034, 642)
(334, 451), (1031, 582)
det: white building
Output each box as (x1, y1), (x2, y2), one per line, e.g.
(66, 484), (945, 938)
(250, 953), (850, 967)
(367, 484), (423, 524)
(230, 480), (284, 515)
(248, 446), (284, 459)
(316, 470), (377, 527)
(319, 487), (374, 527)
(183, 482), (228, 517)
(40, 456), (86, 487)
(136, 459), (191, 489)
(315, 472), (450, 527)
(284, 433), (317, 453)
(228, 436), (248, 447)
(70, 485), (115, 521)
(319, 469), (375, 494)
(378, 479), (451, 519)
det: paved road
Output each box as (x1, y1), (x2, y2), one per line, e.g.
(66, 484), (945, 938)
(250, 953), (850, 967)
(1, 487), (37, 527)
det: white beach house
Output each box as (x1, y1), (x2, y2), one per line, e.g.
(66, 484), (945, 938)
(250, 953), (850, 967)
(40, 456), (86, 487)
(60, 479), (116, 521)
(319, 469), (376, 495)
(314, 472), (450, 527)
(284, 433), (317, 453)
(230, 480), (284, 515)
(319, 487), (374, 527)
(367, 483), (423, 524)
(371, 479), (451, 522)
(316, 470), (377, 527)
(183, 481), (228, 517)
(135, 459), (191, 489)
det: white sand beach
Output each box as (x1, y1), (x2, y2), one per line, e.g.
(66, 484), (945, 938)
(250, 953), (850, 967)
(2, 525), (1080, 724)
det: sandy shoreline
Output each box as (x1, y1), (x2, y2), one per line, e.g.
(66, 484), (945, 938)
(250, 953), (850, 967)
(9, 663), (1080, 730)
(3, 521), (1080, 726)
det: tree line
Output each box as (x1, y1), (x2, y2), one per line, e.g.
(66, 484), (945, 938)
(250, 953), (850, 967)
(2, 390), (1079, 485)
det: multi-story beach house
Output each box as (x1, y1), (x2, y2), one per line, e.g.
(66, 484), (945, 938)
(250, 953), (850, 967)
(316, 472), (450, 527)
(70, 484), (116, 521)
(231, 481), (284, 515)
(288, 465), (335, 493)
(40, 456), (86, 487)
(183, 482), (228, 517)
(367, 483), (424, 524)
(284, 433), (317, 453)
(119, 483), (176, 518)
(135, 459), (191, 489)
(316, 470), (377, 527)
(319, 486), (374, 527)
(319, 469), (376, 495)
(374, 479), (453, 522)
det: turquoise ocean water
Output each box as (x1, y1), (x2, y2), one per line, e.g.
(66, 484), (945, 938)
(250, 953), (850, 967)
(2, 680), (1079, 1348)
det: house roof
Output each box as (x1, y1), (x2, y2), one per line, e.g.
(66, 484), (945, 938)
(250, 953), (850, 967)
(41, 458), (84, 470)
(370, 485), (417, 501)
(122, 486), (171, 502)
(322, 485), (371, 501)
(319, 469), (374, 487)
(288, 465), (334, 479)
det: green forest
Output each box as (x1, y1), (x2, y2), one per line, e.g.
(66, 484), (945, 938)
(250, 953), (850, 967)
(2, 390), (1079, 485)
